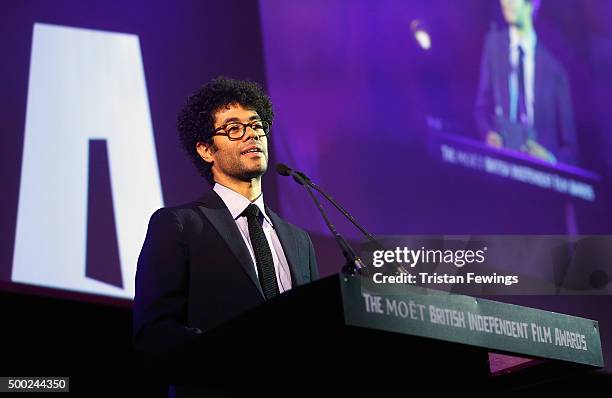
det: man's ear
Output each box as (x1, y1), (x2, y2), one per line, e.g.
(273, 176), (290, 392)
(196, 141), (215, 164)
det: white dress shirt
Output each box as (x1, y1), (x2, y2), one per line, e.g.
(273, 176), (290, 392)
(508, 28), (536, 126)
(213, 183), (293, 293)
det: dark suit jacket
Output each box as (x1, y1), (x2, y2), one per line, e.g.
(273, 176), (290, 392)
(133, 188), (319, 394)
(475, 28), (579, 165)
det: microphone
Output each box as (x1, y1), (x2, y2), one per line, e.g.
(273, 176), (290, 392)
(276, 163), (409, 276)
(276, 163), (380, 248)
(276, 163), (366, 274)
(275, 163), (310, 186)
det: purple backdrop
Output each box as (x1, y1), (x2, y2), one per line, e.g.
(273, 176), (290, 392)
(0, 0), (274, 285)
(260, 1), (612, 280)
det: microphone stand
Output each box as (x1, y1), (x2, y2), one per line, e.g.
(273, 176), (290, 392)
(306, 178), (380, 249)
(287, 171), (366, 275)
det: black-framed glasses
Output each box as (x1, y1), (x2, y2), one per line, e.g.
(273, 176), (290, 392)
(212, 120), (271, 141)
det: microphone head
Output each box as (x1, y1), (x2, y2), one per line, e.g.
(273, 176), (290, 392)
(276, 163), (292, 176)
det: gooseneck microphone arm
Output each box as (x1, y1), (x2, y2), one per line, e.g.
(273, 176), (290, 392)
(276, 164), (381, 248)
(276, 164), (366, 274)
(307, 180), (380, 248)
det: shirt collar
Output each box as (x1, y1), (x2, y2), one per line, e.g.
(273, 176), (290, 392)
(213, 183), (272, 225)
(509, 27), (537, 53)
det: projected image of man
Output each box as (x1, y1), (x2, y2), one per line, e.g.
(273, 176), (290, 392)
(475, 0), (579, 165)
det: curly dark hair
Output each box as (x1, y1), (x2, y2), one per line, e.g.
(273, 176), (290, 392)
(177, 76), (274, 184)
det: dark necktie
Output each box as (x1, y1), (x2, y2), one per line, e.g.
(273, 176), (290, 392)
(242, 204), (279, 299)
(517, 45), (528, 125)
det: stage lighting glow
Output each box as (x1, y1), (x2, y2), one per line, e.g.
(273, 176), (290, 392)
(411, 19), (431, 50)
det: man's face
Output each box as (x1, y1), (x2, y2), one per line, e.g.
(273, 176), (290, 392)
(201, 103), (269, 183)
(500, 0), (532, 27)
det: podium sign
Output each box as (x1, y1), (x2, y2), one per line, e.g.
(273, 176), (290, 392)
(341, 275), (604, 367)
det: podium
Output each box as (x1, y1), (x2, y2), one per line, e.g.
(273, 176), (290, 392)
(164, 274), (603, 393)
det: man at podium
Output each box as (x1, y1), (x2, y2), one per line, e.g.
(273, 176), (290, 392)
(133, 77), (319, 396)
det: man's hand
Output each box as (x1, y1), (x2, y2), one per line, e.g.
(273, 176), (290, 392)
(486, 131), (503, 148)
(522, 139), (557, 164)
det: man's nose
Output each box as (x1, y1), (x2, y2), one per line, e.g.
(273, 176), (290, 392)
(243, 125), (260, 141)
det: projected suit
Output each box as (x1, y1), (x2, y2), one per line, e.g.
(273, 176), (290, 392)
(475, 28), (579, 165)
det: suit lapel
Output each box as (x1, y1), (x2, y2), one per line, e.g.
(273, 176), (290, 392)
(496, 29), (511, 118)
(533, 43), (545, 136)
(196, 190), (264, 298)
(266, 208), (304, 286)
